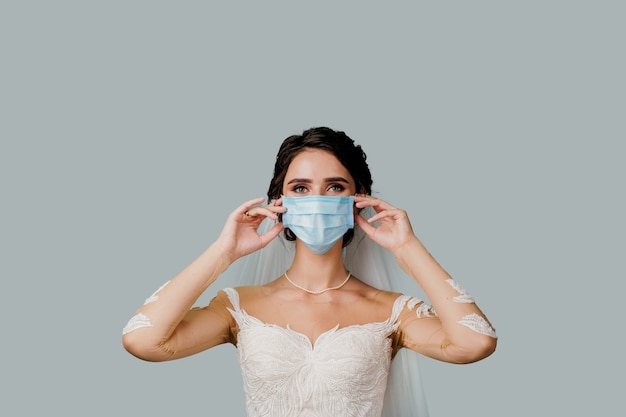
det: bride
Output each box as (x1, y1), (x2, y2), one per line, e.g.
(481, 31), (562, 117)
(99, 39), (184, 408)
(122, 126), (497, 417)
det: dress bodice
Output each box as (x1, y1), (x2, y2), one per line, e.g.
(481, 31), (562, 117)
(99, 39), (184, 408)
(223, 288), (410, 417)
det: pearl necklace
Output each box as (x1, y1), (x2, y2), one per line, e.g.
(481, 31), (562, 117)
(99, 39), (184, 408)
(283, 271), (351, 295)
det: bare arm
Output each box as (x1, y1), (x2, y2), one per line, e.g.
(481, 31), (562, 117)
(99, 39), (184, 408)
(121, 197), (285, 361)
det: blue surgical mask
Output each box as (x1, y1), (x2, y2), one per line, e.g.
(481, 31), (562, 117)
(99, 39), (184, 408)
(282, 195), (354, 255)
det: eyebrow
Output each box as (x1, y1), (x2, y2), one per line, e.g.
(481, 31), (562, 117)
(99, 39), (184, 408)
(286, 176), (351, 184)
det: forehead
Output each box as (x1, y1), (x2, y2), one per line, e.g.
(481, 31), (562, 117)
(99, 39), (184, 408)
(285, 148), (350, 177)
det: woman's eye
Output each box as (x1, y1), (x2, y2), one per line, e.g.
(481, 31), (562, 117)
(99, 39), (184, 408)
(328, 184), (345, 192)
(292, 185), (308, 193)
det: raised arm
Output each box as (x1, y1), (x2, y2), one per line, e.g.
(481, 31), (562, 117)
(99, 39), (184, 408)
(354, 195), (497, 364)
(121, 197), (285, 362)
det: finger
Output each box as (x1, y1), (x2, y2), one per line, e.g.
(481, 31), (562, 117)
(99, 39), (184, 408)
(247, 203), (286, 221)
(367, 208), (405, 224)
(257, 222), (285, 248)
(354, 195), (395, 211)
(355, 214), (377, 236)
(235, 197), (266, 217)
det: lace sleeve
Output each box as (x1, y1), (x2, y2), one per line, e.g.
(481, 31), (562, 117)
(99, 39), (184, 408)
(195, 290), (240, 346)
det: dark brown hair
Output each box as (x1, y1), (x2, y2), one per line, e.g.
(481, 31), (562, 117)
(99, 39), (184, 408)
(267, 127), (373, 245)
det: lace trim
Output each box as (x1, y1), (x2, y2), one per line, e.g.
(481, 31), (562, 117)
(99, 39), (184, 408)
(122, 313), (152, 335)
(390, 294), (413, 322)
(406, 296), (437, 318)
(457, 313), (497, 338)
(445, 278), (475, 303)
(143, 280), (170, 305)
(224, 288), (407, 343)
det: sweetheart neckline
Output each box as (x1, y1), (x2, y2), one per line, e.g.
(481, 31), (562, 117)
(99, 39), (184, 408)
(224, 287), (408, 348)
(236, 307), (397, 349)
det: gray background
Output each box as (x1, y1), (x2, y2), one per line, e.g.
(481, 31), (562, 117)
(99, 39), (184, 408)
(2, 1), (624, 416)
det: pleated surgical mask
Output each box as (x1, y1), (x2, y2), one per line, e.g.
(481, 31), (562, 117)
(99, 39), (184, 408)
(282, 195), (354, 254)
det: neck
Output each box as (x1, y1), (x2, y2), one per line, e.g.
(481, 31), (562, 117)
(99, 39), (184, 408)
(287, 246), (349, 291)
(287, 241), (348, 284)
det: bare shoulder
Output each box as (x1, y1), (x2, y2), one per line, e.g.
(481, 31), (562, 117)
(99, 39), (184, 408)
(231, 283), (279, 297)
(349, 275), (403, 302)
(229, 282), (283, 310)
(340, 276), (404, 320)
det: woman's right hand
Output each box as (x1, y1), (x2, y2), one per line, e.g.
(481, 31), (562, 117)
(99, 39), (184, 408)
(215, 197), (285, 263)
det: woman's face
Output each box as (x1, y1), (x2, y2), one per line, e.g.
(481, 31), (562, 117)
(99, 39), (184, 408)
(282, 148), (357, 197)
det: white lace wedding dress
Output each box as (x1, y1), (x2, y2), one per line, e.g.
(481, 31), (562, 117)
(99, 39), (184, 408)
(226, 211), (429, 417)
(224, 287), (416, 417)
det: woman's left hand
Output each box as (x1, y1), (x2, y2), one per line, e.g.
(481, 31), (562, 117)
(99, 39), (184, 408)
(354, 195), (418, 253)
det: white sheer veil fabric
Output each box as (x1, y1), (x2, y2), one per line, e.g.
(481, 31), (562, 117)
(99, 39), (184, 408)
(229, 206), (429, 417)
